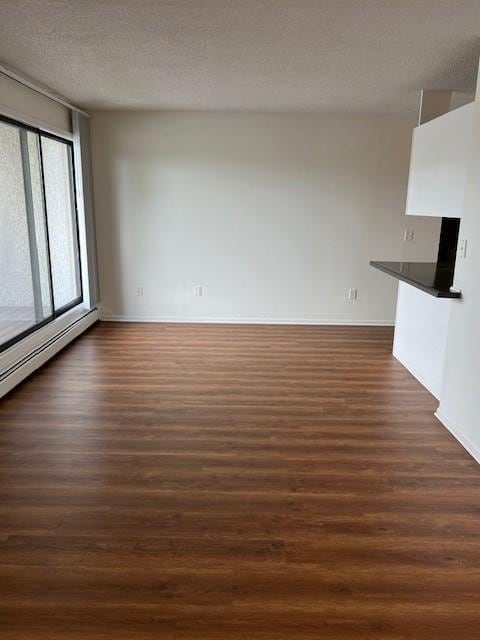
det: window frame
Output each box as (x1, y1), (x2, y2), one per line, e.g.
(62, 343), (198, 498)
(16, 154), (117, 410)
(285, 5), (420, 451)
(0, 113), (83, 353)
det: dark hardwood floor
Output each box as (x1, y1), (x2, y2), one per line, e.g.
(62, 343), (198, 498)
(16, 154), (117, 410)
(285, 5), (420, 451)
(0, 322), (479, 639)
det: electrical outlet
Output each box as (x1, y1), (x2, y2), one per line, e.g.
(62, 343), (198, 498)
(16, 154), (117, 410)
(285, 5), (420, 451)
(348, 288), (358, 301)
(136, 286), (144, 296)
(458, 238), (467, 259)
(193, 285), (203, 297)
(404, 229), (414, 242)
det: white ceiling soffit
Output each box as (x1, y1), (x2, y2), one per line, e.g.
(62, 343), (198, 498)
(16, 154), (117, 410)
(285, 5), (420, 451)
(0, 0), (479, 115)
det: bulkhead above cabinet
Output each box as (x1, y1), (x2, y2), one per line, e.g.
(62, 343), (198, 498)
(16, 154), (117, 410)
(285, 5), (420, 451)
(406, 101), (475, 218)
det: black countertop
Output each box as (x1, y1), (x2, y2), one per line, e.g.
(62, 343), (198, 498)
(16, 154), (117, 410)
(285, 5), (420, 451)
(369, 261), (461, 299)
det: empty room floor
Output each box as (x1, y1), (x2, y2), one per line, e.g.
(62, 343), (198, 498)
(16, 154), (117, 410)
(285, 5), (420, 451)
(1, 322), (479, 640)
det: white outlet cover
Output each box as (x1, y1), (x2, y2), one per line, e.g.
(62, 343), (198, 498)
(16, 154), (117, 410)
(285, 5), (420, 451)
(348, 288), (358, 300)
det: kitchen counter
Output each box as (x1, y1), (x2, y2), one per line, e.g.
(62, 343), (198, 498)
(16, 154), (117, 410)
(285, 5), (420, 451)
(369, 261), (461, 299)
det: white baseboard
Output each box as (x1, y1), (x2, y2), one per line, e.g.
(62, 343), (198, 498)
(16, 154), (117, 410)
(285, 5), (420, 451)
(0, 309), (99, 399)
(392, 348), (439, 399)
(100, 313), (394, 327)
(435, 410), (480, 465)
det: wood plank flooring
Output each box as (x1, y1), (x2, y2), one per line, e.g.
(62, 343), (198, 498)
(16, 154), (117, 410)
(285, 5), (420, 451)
(0, 321), (479, 639)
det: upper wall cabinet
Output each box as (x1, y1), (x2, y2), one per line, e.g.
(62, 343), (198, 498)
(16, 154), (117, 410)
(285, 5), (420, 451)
(406, 102), (474, 218)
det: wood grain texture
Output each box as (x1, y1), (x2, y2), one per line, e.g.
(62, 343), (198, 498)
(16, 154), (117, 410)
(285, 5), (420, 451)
(0, 321), (479, 639)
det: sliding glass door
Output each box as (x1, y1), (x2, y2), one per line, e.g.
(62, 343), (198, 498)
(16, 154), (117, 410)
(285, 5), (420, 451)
(41, 136), (82, 312)
(0, 116), (82, 351)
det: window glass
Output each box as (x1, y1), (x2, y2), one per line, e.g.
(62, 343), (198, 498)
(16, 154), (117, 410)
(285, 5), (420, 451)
(41, 136), (81, 311)
(0, 117), (82, 352)
(0, 121), (52, 347)
(27, 131), (53, 318)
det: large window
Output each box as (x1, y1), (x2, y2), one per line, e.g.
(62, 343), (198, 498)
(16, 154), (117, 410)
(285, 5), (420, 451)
(0, 116), (82, 351)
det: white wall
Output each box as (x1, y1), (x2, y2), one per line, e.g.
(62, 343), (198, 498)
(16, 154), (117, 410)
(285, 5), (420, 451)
(437, 74), (480, 462)
(90, 112), (440, 324)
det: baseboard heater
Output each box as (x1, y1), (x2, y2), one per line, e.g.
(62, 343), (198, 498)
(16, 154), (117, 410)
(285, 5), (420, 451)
(0, 308), (99, 398)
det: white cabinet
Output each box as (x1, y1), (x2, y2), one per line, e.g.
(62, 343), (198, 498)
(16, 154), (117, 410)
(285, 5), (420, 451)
(406, 103), (474, 218)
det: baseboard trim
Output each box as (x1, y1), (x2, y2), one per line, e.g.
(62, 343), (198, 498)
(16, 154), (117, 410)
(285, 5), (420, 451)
(100, 314), (394, 327)
(0, 309), (99, 398)
(392, 348), (439, 399)
(435, 410), (480, 465)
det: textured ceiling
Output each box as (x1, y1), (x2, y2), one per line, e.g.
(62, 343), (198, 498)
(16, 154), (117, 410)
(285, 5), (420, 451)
(0, 0), (479, 114)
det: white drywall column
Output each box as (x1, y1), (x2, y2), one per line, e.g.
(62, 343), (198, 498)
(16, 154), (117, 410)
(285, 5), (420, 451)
(393, 282), (451, 399)
(436, 68), (480, 462)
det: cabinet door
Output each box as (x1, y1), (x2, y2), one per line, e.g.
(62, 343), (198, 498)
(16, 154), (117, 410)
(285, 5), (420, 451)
(406, 102), (474, 218)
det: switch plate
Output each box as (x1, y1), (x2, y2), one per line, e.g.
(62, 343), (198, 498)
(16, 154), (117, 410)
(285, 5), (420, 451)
(136, 286), (144, 296)
(348, 288), (358, 300)
(458, 238), (467, 259)
(193, 285), (203, 297)
(404, 229), (414, 242)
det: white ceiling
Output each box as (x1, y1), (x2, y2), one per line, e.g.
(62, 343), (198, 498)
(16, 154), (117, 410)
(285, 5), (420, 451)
(0, 0), (479, 114)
